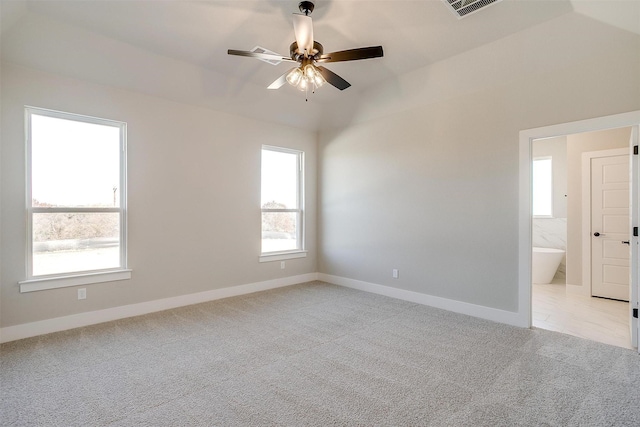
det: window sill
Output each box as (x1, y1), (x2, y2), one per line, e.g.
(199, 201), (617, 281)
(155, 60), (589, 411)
(19, 269), (132, 293)
(259, 251), (307, 263)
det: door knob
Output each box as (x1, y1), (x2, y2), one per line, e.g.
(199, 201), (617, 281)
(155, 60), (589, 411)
(623, 241), (630, 245)
(594, 232), (602, 237)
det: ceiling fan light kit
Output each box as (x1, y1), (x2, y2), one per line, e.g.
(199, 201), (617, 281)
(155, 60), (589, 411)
(286, 60), (325, 95)
(227, 1), (384, 99)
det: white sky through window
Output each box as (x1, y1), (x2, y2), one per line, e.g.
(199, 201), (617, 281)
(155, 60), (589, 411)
(532, 158), (552, 216)
(31, 114), (120, 207)
(261, 149), (298, 209)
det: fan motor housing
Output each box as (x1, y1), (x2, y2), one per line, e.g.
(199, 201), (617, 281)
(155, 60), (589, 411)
(290, 41), (323, 60)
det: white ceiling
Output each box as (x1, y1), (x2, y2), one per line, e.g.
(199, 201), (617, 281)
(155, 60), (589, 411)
(14, 0), (577, 89)
(1, 0), (639, 130)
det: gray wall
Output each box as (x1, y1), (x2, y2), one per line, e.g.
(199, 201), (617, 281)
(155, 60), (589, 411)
(1, 8), (640, 330)
(318, 15), (640, 313)
(0, 63), (317, 327)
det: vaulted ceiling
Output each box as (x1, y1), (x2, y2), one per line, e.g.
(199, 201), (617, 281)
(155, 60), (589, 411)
(2, 1), (639, 130)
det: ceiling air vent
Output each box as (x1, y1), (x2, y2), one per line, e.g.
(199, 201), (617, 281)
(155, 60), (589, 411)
(443, 0), (502, 19)
(250, 46), (282, 65)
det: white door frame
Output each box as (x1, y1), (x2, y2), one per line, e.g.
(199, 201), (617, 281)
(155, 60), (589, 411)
(518, 111), (640, 340)
(581, 148), (630, 299)
(630, 126), (639, 347)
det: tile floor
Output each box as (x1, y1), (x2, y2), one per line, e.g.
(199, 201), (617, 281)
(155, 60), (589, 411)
(532, 279), (633, 349)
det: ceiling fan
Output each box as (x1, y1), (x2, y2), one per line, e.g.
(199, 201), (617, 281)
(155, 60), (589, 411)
(227, 1), (384, 96)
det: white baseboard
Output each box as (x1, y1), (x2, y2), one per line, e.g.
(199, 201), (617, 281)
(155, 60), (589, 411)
(0, 273), (319, 343)
(319, 273), (526, 328)
(1, 272), (527, 343)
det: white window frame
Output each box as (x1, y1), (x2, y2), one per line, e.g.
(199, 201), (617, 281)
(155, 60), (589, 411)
(259, 145), (307, 262)
(19, 107), (131, 293)
(532, 156), (553, 218)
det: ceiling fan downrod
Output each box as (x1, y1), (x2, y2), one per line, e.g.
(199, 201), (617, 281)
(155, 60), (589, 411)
(298, 1), (314, 16)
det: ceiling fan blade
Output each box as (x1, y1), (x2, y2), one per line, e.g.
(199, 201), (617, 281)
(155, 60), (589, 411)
(292, 14), (314, 54)
(317, 46), (384, 63)
(316, 66), (351, 91)
(267, 68), (298, 90)
(227, 49), (295, 63)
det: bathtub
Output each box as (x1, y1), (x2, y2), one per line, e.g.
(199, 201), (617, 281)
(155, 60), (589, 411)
(532, 247), (565, 284)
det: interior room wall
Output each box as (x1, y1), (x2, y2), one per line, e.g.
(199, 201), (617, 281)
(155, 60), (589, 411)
(1, 7), (639, 333)
(532, 136), (567, 280)
(0, 63), (317, 328)
(565, 127), (632, 291)
(318, 16), (640, 313)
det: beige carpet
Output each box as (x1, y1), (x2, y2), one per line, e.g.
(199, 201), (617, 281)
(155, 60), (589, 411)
(2, 281), (640, 426)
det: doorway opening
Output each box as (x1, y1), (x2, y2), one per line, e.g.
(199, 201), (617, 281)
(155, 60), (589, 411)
(518, 111), (640, 352)
(531, 133), (631, 349)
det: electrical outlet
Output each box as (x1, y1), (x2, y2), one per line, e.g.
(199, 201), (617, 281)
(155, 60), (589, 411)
(392, 269), (399, 279)
(280, 261), (285, 269)
(78, 288), (86, 300)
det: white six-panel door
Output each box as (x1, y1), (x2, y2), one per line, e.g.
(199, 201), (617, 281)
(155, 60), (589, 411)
(591, 154), (631, 301)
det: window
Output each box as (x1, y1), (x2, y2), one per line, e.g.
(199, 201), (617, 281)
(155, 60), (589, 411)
(20, 107), (130, 292)
(532, 157), (552, 217)
(260, 146), (305, 261)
